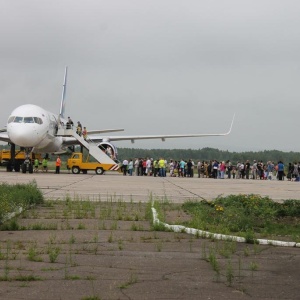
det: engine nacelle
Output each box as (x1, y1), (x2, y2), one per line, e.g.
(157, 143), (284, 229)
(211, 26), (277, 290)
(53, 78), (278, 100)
(97, 142), (118, 159)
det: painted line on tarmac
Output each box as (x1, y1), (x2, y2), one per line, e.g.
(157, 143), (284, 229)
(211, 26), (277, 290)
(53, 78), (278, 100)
(41, 175), (95, 197)
(164, 178), (207, 200)
(151, 207), (300, 248)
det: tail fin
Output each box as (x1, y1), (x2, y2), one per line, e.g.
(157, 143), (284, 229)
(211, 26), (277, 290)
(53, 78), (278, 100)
(59, 66), (68, 120)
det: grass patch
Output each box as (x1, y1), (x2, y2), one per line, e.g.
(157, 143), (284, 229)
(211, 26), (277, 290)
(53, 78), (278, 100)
(180, 194), (300, 242)
(0, 181), (44, 223)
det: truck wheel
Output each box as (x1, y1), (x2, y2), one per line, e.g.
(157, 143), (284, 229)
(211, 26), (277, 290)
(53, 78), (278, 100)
(28, 164), (33, 174)
(72, 166), (80, 174)
(95, 167), (104, 175)
(22, 164), (27, 173)
(6, 163), (13, 172)
(14, 163), (20, 172)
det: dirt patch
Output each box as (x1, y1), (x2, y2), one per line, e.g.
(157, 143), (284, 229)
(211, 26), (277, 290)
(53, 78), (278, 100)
(0, 200), (299, 300)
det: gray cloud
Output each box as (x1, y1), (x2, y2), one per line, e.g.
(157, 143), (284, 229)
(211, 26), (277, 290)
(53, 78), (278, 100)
(1, 0), (300, 151)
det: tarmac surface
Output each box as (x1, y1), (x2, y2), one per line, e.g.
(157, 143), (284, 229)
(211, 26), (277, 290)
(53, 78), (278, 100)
(1, 169), (300, 299)
(1, 169), (300, 202)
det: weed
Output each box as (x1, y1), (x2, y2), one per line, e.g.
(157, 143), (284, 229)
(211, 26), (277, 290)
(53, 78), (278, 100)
(41, 267), (61, 271)
(226, 260), (234, 286)
(48, 246), (61, 263)
(118, 273), (138, 289)
(27, 242), (43, 262)
(107, 232), (113, 243)
(208, 247), (220, 281)
(77, 222), (86, 230)
(201, 242), (207, 260)
(118, 239), (124, 251)
(131, 222), (138, 231)
(249, 262), (259, 271)
(14, 275), (42, 281)
(65, 275), (81, 280)
(156, 241), (162, 252)
(69, 234), (76, 244)
(244, 246), (250, 257)
(0, 218), (20, 231)
(81, 296), (101, 300)
(110, 221), (118, 230)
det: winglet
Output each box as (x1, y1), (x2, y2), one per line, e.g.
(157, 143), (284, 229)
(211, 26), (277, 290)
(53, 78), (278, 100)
(225, 113), (235, 135)
(59, 66), (68, 120)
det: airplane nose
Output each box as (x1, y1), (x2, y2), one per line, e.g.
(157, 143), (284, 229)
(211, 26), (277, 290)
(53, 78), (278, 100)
(8, 126), (40, 147)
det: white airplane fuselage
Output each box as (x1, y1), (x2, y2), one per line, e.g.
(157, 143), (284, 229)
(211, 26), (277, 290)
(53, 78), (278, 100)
(7, 104), (64, 153)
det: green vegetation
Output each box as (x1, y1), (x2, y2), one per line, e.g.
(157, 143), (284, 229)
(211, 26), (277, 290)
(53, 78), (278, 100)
(181, 194), (300, 241)
(0, 181), (43, 224)
(117, 146), (300, 164)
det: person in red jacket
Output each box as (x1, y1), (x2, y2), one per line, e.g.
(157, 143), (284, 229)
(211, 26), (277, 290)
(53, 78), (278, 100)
(55, 155), (61, 174)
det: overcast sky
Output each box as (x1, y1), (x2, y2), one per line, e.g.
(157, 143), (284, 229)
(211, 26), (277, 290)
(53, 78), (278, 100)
(1, 0), (300, 151)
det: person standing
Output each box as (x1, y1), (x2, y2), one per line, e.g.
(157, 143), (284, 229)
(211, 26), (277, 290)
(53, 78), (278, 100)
(146, 158), (152, 176)
(42, 157), (48, 172)
(128, 159), (133, 176)
(212, 160), (218, 179)
(197, 161), (202, 178)
(277, 161), (285, 181)
(158, 158), (166, 177)
(82, 127), (87, 140)
(134, 158), (139, 176)
(252, 160), (258, 179)
(76, 121), (82, 136)
(245, 160), (251, 179)
(34, 158), (39, 172)
(187, 159), (193, 177)
(153, 159), (159, 177)
(55, 155), (61, 174)
(219, 161), (226, 179)
(122, 159), (128, 176)
(169, 160), (174, 177)
(66, 117), (74, 129)
(226, 160), (232, 179)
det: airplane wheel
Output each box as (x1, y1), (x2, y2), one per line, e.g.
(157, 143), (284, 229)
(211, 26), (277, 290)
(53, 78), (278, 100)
(95, 167), (104, 175)
(6, 163), (13, 172)
(72, 166), (80, 174)
(28, 164), (33, 174)
(22, 164), (27, 173)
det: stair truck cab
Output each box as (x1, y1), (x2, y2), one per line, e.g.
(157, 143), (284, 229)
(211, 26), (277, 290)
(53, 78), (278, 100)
(67, 152), (121, 175)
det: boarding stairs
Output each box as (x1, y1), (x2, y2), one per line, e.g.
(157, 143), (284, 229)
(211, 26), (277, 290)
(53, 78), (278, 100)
(56, 127), (120, 170)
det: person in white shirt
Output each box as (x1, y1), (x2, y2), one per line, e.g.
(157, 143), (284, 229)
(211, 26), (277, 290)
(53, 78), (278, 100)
(122, 159), (128, 176)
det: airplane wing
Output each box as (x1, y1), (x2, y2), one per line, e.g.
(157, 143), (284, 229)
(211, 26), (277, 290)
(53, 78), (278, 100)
(0, 129), (11, 143)
(87, 114), (235, 143)
(87, 129), (124, 134)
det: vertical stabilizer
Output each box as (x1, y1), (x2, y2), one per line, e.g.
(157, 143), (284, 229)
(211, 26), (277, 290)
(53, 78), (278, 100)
(59, 66), (68, 120)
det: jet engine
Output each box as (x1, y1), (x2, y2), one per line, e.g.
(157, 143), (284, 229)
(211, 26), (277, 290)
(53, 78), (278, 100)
(97, 142), (118, 159)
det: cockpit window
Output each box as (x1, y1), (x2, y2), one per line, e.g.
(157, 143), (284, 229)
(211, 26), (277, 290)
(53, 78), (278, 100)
(24, 117), (34, 123)
(8, 116), (15, 123)
(34, 117), (43, 124)
(14, 116), (23, 123)
(11, 116), (43, 124)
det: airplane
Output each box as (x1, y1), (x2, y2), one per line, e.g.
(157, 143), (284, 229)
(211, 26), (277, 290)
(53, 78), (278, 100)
(0, 67), (235, 173)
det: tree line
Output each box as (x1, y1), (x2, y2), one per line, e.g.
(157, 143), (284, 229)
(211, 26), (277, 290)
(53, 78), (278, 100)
(117, 147), (300, 164)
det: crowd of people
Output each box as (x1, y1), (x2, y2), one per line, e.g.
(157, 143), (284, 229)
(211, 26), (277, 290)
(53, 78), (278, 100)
(121, 158), (300, 181)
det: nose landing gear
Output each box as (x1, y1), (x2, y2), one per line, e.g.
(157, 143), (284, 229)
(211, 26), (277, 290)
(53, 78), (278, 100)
(21, 148), (34, 174)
